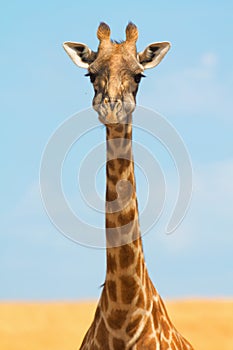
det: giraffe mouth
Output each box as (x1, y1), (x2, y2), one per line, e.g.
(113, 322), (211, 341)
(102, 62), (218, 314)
(98, 112), (129, 125)
(97, 102), (126, 125)
(97, 101), (135, 125)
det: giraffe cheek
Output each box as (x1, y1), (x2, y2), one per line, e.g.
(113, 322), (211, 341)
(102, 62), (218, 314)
(122, 97), (136, 115)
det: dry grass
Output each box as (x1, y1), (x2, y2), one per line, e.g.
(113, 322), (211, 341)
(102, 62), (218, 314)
(0, 300), (232, 349)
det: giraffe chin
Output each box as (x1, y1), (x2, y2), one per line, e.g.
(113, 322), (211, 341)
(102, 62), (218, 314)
(98, 113), (128, 126)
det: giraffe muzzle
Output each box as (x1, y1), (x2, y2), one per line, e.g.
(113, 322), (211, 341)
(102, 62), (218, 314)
(104, 98), (121, 112)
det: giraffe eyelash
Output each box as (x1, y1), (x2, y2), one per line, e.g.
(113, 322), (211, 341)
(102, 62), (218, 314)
(85, 72), (97, 83)
(134, 73), (146, 84)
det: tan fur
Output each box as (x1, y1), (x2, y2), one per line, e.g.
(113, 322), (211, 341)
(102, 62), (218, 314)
(125, 22), (138, 43)
(97, 22), (111, 42)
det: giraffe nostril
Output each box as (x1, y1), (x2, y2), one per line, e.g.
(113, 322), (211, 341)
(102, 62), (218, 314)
(109, 102), (116, 111)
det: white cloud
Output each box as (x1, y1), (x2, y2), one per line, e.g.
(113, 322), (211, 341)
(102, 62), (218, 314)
(182, 52), (218, 80)
(142, 52), (233, 122)
(201, 52), (218, 67)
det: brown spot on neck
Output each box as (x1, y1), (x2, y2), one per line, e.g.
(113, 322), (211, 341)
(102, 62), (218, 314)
(107, 309), (128, 329)
(118, 158), (131, 174)
(119, 244), (135, 268)
(106, 218), (116, 228)
(114, 124), (124, 133)
(107, 280), (117, 302)
(118, 208), (135, 226)
(112, 338), (125, 350)
(107, 252), (117, 273)
(120, 275), (138, 304)
(96, 318), (109, 348)
(107, 159), (115, 170)
(106, 187), (117, 202)
(106, 120), (132, 141)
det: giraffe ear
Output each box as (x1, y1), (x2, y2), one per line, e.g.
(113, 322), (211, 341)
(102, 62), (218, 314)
(138, 42), (171, 69)
(63, 42), (97, 69)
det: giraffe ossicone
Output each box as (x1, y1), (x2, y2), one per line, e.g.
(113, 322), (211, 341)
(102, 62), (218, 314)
(63, 22), (194, 350)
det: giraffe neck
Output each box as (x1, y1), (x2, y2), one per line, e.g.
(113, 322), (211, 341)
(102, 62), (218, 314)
(101, 115), (153, 323)
(105, 116), (138, 246)
(82, 118), (195, 350)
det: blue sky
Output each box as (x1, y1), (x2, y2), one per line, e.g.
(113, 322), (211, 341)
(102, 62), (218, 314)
(1, 1), (233, 300)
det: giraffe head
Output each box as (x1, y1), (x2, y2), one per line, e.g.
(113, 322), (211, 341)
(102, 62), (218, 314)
(63, 22), (170, 125)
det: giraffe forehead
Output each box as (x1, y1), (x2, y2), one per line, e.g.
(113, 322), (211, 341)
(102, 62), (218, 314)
(110, 55), (142, 76)
(90, 44), (143, 75)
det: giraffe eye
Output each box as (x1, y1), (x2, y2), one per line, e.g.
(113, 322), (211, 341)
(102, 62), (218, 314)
(134, 73), (146, 84)
(85, 72), (96, 83)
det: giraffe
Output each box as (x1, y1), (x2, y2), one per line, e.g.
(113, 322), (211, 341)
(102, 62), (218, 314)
(63, 22), (194, 350)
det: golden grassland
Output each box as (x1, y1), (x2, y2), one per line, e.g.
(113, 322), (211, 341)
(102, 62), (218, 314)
(0, 300), (232, 350)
